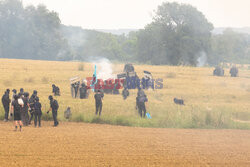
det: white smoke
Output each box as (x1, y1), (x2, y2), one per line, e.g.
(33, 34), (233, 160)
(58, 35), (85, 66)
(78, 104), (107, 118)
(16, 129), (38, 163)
(92, 58), (114, 81)
(197, 51), (207, 67)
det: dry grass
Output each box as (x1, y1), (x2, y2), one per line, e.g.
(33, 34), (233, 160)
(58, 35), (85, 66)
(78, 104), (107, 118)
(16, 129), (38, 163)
(1, 59), (250, 129)
(78, 63), (84, 71)
(41, 76), (49, 84)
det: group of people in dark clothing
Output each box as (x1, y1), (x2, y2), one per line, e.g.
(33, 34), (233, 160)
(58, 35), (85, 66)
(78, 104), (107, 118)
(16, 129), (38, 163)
(1, 88), (59, 131)
(2, 82), (149, 131)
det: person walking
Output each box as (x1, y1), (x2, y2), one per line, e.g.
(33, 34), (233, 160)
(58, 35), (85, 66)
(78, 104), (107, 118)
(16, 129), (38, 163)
(47, 95), (59, 127)
(34, 97), (42, 127)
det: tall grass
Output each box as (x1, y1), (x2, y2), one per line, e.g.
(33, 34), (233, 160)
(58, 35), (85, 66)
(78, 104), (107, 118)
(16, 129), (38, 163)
(1, 59), (250, 129)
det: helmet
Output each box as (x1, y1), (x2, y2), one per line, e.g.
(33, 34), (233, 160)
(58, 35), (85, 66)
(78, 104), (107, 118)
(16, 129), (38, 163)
(48, 95), (53, 100)
(14, 95), (18, 100)
(12, 89), (17, 94)
(24, 92), (29, 97)
(20, 88), (24, 93)
(6, 89), (10, 93)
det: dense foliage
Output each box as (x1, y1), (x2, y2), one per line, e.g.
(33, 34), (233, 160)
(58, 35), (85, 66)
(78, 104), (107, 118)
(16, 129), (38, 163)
(0, 0), (72, 60)
(0, 0), (250, 65)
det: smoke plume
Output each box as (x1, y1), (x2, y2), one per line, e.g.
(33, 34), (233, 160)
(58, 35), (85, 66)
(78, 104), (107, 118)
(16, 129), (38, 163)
(197, 51), (207, 67)
(92, 58), (114, 81)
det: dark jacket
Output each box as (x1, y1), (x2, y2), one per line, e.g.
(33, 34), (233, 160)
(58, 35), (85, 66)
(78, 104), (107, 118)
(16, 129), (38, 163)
(94, 93), (104, 103)
(2, 92), (10, 107)
(12, 100), (21, 113)
(34, 101), (42, 115)
(50, 99), (59, 111)
(29, 94), (36, 109)
(136, 94), (148, 109)
(23, 97), (29, 110)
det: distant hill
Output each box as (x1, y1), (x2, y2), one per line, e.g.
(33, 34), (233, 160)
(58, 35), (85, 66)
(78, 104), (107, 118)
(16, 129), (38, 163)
(62, 25), (250, 38)
(94, 29), (138, 35)
(97, 28), (250, 36)
(63, 26), (250, 37)
(212, 27), (250, 35)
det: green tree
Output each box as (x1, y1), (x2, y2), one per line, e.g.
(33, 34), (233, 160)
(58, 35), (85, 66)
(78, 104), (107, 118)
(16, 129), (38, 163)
(136, 2), (213, 65)
(211, 29), (250, 64)
(0, 0), (71, 60)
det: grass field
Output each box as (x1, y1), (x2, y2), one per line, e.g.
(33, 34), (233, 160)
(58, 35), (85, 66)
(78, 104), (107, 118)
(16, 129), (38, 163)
(1, 58), (250, 129)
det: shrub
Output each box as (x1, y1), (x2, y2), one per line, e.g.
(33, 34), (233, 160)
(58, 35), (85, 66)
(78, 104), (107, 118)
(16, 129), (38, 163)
(115, 117), (131, 126)
(91, 117), (105, 124)
(72, 113), (84, 122)
(165, 72), (176, 78)
(24, 77), (34, 83)
(41, 77), (49, 84)
(78, 63), (84, 71)
(42, 113), (53, 121)
(232, 112), (250, 121)
(3, 80), (12, 86)
(0, 109), (4, 120)
(205, 112), (212, 126)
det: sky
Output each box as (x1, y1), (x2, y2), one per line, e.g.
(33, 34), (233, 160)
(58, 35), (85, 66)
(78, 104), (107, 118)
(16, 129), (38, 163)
(22, 0), (250, 29)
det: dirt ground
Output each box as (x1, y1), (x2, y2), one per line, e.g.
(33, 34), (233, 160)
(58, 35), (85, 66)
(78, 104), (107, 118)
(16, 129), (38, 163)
(0, 121), (250, 167)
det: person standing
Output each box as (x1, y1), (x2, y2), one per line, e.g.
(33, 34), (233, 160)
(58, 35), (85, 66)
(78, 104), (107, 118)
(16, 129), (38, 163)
(136, 89), (148, 118)
(94, 90), (104, 116)
(11, 95), (23, 131)
(47, 95), (59, 127)
(34, 97), (42, 127)
(22, 92), (30, 126)
(28, 94), (36, 124)
(1, 89), (11, 121)
(28, 90), (38, 124)
(18, 88), (24, 97)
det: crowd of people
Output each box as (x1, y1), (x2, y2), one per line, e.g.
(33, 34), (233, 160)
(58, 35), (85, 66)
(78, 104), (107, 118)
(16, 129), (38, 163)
(1, 84), (149, 131)
(1, 88), (59, 131)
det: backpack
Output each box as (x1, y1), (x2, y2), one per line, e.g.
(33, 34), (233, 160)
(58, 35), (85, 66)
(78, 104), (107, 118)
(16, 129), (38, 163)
(18, 98), (24, 105)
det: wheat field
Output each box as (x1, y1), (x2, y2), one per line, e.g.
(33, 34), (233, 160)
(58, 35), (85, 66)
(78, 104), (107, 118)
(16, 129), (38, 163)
(1, 58), (250, 129)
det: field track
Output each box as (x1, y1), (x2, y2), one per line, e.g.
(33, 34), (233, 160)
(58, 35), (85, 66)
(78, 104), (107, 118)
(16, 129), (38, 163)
(0, 121), (250, 167)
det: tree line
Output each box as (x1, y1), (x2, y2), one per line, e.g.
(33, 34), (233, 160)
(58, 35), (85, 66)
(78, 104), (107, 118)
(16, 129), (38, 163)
(0, 0), (250, 66)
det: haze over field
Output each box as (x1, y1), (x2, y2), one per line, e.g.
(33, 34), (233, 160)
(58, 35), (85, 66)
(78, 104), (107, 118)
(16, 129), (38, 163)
(1, 0), (250, 65)
(22, 0), (250, 29)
